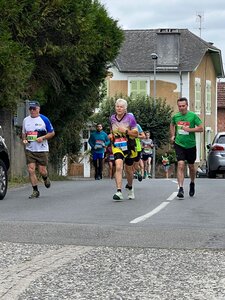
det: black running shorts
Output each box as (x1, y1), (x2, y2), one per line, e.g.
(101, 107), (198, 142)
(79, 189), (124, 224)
(174, 143), (196, 164)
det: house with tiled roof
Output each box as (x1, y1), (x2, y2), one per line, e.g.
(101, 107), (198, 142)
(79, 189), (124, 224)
(217, 82), (225, 132)
(106, 28), (224, 163)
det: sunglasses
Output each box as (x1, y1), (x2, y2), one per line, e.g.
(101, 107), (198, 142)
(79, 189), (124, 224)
(29, 107), (38, 111)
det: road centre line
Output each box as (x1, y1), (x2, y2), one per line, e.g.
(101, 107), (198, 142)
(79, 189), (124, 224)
(130, 191), (177, 224)
(130, 202), (169, 224)
(167, 192), (178, 201)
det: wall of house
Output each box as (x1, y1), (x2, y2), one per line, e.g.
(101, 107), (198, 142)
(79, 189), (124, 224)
(107, 67), (191, 113)
(189, 53), (217, 157)
(218, 108), (225, 132)
(152, 79), (179, 110)
(217, 82), (225, 133)
(108, 80), (128, 97)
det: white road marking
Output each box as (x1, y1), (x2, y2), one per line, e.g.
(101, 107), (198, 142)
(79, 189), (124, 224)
(167, 192), (177, 201)
(130, 202), (169, 224)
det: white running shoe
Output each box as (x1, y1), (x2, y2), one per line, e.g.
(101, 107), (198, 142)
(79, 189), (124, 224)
(127, 188), (135, 200)
(113, 191), (123, 201)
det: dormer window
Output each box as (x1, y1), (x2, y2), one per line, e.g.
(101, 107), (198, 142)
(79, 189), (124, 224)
(156, 30), (180, 67)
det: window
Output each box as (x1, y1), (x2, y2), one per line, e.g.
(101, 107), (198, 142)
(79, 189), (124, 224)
(156, 32), (180, 66)
(195, 78), (201, 114)
(205, 127), (212, 145)
(195, 132), (201, 162)
(129, 79), (148, 98)
(218, 136), (225, 144)
(205, 80), (211, 114)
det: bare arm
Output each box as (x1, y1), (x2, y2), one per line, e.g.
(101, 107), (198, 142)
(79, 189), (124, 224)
(41, 131), (55, 141)
(170, 123), (176, 143)
(23, 131), (55, 144)
(138, 131), (146, 139)
(182, 124), (204, 133)
(117, 127), (138, 138)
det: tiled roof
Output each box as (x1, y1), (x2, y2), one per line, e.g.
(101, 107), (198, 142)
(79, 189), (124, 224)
(218, 82), (225, 108)
(114, 29), (224, 77)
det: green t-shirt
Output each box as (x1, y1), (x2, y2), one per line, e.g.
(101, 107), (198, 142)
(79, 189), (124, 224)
(171, 111), (202, 149)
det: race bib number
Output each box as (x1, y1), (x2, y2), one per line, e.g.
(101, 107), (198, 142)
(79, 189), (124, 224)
(95, 140), (105, 149)
(143, 148), (152, 154)
(109, 154), (114, 160)
(27, 131), (38, 141)
(114, 137), (128, 151)
(177, 121), (190, 135)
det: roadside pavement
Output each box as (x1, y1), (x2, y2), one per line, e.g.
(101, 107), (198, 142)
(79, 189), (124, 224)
(1, 242), (225, 300)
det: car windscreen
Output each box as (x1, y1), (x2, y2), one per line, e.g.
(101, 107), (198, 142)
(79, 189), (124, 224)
(217, 135), (225, 144)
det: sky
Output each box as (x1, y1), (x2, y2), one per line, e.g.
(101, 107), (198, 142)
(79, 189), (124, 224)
(99, 0), (225, 76)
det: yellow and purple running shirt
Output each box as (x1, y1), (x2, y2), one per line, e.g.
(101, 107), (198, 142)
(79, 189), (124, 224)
(110, 113), (138, 158)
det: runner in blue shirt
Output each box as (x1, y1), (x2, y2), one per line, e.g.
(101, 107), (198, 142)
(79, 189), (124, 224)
(88, 123), (110, 180)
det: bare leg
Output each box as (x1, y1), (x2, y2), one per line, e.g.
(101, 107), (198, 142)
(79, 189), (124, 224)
(139, 159), (144, 177)
(109, 162), (113, 178)
(188, 163), (196, 182)
(125, 164), (134, 187)
(133, 161), (139, 173)
(38, 165), (48, 178)
(177, 160), (185, 187)
(148, 157), (152, 174)
(28, 163), (38, 186)
(144, 160), (147, 177)
(114, 159), (123, 190)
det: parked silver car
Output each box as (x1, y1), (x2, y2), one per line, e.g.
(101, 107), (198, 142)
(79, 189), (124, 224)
(206, 132), (225, 178)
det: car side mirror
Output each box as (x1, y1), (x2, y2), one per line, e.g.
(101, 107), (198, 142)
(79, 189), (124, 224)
(206, 144), (211, 150)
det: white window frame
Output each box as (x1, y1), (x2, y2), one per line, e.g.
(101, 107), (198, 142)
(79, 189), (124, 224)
(128, 77), (150, 98)
(205, 127), (212, 145)
(195, 78), (201, 114)
(195, 132), (201, 162)
(205, 80), (212, 115)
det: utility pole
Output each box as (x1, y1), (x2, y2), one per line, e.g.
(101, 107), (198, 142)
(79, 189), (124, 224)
(151, 53), (158, 179)
(196, 12), (204, 38)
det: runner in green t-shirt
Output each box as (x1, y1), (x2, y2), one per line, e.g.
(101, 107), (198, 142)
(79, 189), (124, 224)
(170, 97), (203, 199)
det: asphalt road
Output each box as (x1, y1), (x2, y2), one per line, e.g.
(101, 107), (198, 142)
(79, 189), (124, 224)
(1, 177), (225, 299)
(1, 178), (225, 248)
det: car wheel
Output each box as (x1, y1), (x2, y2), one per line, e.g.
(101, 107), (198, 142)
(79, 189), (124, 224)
(207, 169), (216, 178)
(0, 159), (8, 200)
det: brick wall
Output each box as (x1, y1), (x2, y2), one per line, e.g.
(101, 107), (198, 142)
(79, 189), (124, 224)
(218, 108), (225, 132)
(217, 82), (225, 132)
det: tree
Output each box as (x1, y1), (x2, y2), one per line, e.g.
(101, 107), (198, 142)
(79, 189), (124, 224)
(0, 0), (124, 167)
(91, 95), (174, 148)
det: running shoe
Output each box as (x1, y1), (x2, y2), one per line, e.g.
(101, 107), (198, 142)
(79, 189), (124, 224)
(113, 191), (123, 201)
(44, 177), (51, 188)
(29, 190), (40, 199)
(137, 173), (142, 182)
(177, 187), (184, 199)
(127, 187), (135, 200)
(189, 182), (195, 197)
